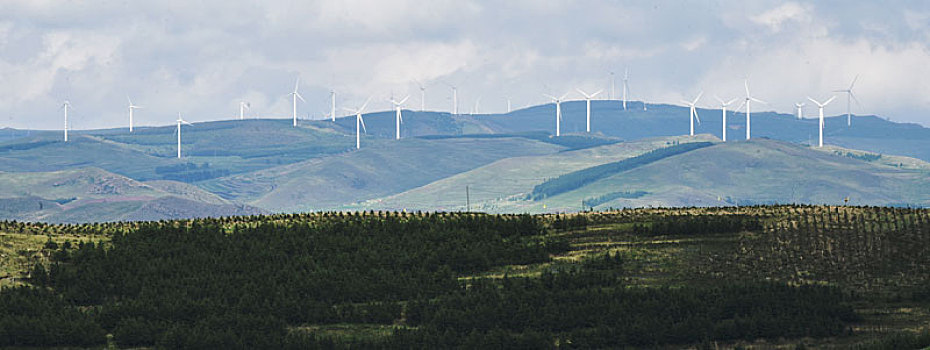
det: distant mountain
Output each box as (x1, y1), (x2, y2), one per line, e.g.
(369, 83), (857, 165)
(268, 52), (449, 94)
(1, 101), (928, 221)
(200, 136), (564, 212)
(0, 167), (264, 223)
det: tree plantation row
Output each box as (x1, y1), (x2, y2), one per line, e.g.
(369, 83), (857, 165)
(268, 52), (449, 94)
(1, 206), (930, 348)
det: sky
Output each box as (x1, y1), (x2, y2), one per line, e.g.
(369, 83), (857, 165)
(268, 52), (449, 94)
(2, 0), (930, 130)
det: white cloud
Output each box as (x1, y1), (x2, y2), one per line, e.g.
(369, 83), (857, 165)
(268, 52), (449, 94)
(751, 2), (812, 32)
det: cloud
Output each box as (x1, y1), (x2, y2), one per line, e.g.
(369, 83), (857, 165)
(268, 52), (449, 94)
(751, 2), (812, 32)
(0, 1), (929, 129)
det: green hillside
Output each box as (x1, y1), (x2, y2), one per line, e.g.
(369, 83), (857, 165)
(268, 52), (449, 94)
(0, 168), (263, 222)
(200, 136), (564, 212)
(536, 139), (930, 211)
(351, 135), (719, 212)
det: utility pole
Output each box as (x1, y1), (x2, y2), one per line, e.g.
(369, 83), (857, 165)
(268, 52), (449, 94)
(465, 185), (470, 212)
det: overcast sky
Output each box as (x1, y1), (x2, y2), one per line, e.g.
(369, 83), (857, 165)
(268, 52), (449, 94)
(2, 0), (930, 130)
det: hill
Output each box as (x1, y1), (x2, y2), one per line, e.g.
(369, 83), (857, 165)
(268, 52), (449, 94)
(351, 135), (719, 212)
(200, 136), (565, 212)
(0, 167), (263, 222)
(533, 139), (930, 211)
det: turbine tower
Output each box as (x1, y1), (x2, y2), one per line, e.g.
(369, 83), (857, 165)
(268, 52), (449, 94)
(330, 89), (337, 122)
(239, 101), (250, 120)
(544, 93), (569, 136)
(833, 75), (859, 126)
(175, 113), (193, 159)
(795, 102), (805, 119)
(389, 95), (409, 140)
(344, 98), (371, 149)
(61, 100), (72, 142)
(414, 80), (426, 111)
(451, 86), (458, 115)
(576, 88), (602, 133)
(681, 92), (703, 136)
(715, 96), (737, 142)
(289, 77), (305, 127)
(128, 96), (142, 132)
(622, 68), (630, 110)
(737, 79), (767, 140)
(807, 96), (836, 148)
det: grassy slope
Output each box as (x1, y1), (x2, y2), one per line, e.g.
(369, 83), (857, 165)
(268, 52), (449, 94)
(201, 136), (565, 212)
(0, 168), (263, 222)
(352, 135), (719, 212)
(538, 139), (930, 211)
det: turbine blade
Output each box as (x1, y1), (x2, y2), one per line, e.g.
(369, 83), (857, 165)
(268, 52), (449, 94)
(849, 74), (859, 89)
(714, 95), (724, 105)
(543, 93), (557, 101)
(399, 96), (409, 105)
(726, 98), (738, 106)
(824, 96), (837, 105)
(807, 96), (818, 105)
(694, 108), (701, 124)
(127, 95), (133, 105)
(296, 93), (306, 103)
(575, 88), (587, 98)
(693, 91), (703, 104)
(294, 77), (300, 92)
(751, 97), (767, 104)
(680, 100), (691, 105)
(592, 89), (602, 97)
(850, 92), (862, 109)
(359, 96), (372, 112)
(359, 115), (367, 133)
(744, 80), (750, 96)
(559, 92), (569, 100)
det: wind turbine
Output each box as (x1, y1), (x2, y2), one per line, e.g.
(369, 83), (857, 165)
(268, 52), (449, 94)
(472, 97), (481, 114)
(175, 113), (193, 159)
(330, 89), (337, 122)
(344, 98), (371, 149)
(450, 85), (458, 115)
(622, 68), (630, 110)
(833, 75), (860, 126)
(681, 92), (703, 136)
(128, 96), (142, 132)
(289, 77), (305, 127)
(239, 101), (250, 120)
(576, 88), (602, 133)
(544, 92), (569, 136)
(736, 79), (767, 140)
(60, 100), (72, 142)
(389, 95), (409, 140)
(715, 96), (737, 142)
(795, 102), (805, 119)
(807, 96), (836, 148)
(414, 79), (426, 111)
(506, 97), (512, 113)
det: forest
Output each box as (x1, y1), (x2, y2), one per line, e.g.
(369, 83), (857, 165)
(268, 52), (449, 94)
(2, 206), (930, 348)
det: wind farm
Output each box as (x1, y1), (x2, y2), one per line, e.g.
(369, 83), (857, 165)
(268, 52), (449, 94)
(4, 2), (930, 349)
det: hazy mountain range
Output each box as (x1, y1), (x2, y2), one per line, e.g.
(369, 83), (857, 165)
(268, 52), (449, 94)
(2, 100), (928, 222)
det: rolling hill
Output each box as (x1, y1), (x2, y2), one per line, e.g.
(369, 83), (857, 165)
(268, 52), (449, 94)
(200, 136), (565, 212)
(0, 167), (264, 222)
(1, 100), (929, 221)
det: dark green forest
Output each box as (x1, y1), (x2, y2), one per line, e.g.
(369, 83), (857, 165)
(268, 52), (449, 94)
(2, 207), (930, 348)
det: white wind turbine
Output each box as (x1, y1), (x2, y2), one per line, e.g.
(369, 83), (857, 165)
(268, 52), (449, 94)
(833, 75), (860, 126)
(61, 100), (72, 142)
(330, 89), (337, 122)
(622, 68), (630, 110)
(807, 96), (836, 148)
(681, 92), (703, 136)
(414, 80), (426, 111)
(544, 92), (569, 136)
(576, 88), (602, 133)
(715, 96), (737, 142)
(389, 95), (409, 140)
(344, 98), (371, 149)
(450, 85), (458, 115)
(736, 79), (766, 140)
(289, 77), (305, 127)
(175, 112), (193, 159)
(239, 101), (250, 120)
(795, 102), (805, 119)
(128, 96), (142, 132)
